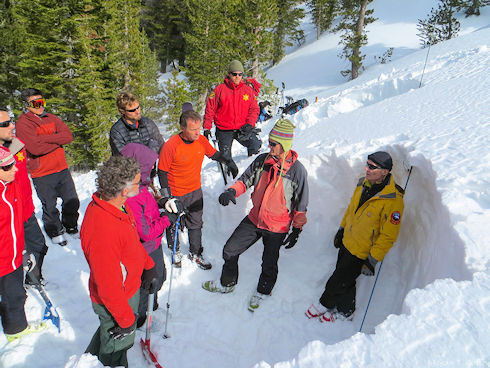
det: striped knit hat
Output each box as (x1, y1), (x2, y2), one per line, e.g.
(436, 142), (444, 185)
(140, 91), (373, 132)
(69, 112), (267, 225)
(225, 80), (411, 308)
(0, 146), (15, 167)
(269, 118), (295, 152)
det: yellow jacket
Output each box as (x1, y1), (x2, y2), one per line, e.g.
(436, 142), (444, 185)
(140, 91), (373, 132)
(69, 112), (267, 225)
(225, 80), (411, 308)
(340, 175), (404, 261)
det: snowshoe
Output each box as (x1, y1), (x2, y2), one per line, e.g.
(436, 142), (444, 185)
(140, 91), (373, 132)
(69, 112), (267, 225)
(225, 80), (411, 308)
(202, 280), (235, 294)
(5, 322), (48, 343)
(188, 253), (212, 270)
(305, 303), (328, 319)
(248, 291), (269, 312)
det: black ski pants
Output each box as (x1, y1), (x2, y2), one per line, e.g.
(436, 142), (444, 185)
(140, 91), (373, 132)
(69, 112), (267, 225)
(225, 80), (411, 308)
(0, 267), (28, 335)
(32, 168), (80, 238)
(137, 244), (166, 319)
(165, 188), (204, 255)
(215, 127), (261, 162)
(220, 216), (287, 295)
(319, 244), (364, 317)
(24, 213), (48, 281)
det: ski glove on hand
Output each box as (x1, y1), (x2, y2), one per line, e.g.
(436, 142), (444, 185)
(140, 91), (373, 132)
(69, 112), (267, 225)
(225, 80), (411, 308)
(159, 197), (186, 215)
(161, 210), (179, 225)
(283, 227), (302, 249)
(237, 124), (253, 140)
(141, 267), (159, 293)
(22, 251), (36, 273)
(109, 321), (136, 341)
(361, 254), (378, 276)
(204, 129), (211, 140)
(334, 227), (344, 249)
(218, 188), (236, 206)
(226, 159), (239, 178)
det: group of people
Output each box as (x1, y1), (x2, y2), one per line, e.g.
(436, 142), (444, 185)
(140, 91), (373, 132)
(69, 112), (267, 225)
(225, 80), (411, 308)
(0, 58), (404, 368)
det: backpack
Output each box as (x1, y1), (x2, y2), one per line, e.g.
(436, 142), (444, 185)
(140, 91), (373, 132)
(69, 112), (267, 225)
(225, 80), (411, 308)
(257, 101), (273, 123)
(281, 98), (308, 116)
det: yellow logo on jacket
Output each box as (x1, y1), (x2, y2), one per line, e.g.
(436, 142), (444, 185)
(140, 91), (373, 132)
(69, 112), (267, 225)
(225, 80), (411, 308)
(209, 92), (215, 99)
(16, 151), (25, 162)
(243, 94), (249, 101)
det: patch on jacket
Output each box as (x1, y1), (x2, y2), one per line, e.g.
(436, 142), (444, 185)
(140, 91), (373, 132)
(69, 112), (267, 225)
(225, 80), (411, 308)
(390, 211), (401, 225)
(209, 92), (215, 99)
(15, 152), (25, 162)
(243, 94), (249, 101)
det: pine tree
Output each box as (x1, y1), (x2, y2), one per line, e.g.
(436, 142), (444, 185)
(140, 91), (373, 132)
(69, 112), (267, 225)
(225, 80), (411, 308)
(417, 0), (461, 48)
(161, 70), (193, 134)
(308, 0), (339, 39)
(335, 0), (375, 80)
(272, 0), (305, 65)
(455, 0), (490, 16)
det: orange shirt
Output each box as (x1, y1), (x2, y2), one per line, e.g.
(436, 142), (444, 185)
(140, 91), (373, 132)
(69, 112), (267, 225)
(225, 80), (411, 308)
(158, 134), (216, 196)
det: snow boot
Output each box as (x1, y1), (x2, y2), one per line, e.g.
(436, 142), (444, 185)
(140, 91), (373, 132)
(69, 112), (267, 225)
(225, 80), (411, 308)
(202, 280), (235, 294)
(248, 291), (270, 312)
(305, 303), (328, 319)
(173, 250), (183, 268)
(5, 322), (47, 343)
(51, 231), (67, 246)
(188, 252), (212, 270)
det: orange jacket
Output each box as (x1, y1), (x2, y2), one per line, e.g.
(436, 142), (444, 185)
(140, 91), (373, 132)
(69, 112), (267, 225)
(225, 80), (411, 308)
(16, 111), (72, 178)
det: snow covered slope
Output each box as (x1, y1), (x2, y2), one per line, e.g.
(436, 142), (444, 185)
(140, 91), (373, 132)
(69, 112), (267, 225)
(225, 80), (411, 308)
(1, 2), (489, 368)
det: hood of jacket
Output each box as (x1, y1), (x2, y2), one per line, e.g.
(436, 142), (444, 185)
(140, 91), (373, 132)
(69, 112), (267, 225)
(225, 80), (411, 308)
(121, 143), (158, 185)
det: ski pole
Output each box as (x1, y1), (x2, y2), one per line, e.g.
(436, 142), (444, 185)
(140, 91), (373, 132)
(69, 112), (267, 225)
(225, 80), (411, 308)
(140, 279), (163, 368)
(404, 166), (413, 191)
(207, 133), (228, 185)
(163, 214), (181, 339)
(359, 260), (383, 333)
(419, 27), (434, 88)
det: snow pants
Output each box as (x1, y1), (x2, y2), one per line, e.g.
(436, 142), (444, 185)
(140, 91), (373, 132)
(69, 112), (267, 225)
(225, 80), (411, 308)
(319, 244), (364, 317)
(220, 216), (287, 295)
(0, 267), (28, 335)
(86, 290), (139, 368)
(215, 127), (261, 162)
(137, 245), (166, 320)
(32, 168), (80, 239)
(165, 188), (204, 255)
(24, 213), (48, 281)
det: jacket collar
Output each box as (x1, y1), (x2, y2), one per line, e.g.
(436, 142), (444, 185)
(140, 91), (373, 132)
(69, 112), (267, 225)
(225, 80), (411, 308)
(224, 77), (244, 90)
(91, 193), (133, 221)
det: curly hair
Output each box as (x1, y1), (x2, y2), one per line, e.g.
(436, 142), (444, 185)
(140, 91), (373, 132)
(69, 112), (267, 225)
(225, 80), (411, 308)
(116, 92), (138, 114)
(96, 156), (140, 199)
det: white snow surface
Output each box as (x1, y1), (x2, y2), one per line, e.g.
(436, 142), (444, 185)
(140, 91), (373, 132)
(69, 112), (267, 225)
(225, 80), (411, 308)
(2, 1), (489, 367)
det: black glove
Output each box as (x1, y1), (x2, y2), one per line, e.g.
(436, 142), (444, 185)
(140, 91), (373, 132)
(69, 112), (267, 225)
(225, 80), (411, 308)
(161, 210), (179, 225)
(22, 251), (36, 273)
(226, 159), (239, 178)
(283, 227), (302, 249)
(141, 267), (159, 293)
(334, 227), (344, 249)
(238, 124), (253, 140)
(218, 188), (236, 206)
(109, 321), (136, 340)
(204, 129), (211, 140)
(361, 255), (378, 276)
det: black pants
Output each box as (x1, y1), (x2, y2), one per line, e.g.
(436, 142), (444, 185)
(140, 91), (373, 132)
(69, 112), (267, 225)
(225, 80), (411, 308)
(319, 244), (364, 317)
(165, 188), (204, 255)
(137, 245), (166, 319)
(0, 267), (28, 334)
(220, 216), (287, 295)
(32, 168), (80, 238)
(215, 128), (261, 161)
(24, 213), (48, 280)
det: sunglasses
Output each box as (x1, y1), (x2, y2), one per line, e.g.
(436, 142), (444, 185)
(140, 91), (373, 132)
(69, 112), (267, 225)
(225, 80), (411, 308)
(1, 162), (15, 171)
(28, 98), (46, 109)
(366, 162), (383, 170)
(269, 141), (279, 147)
(0, 118), (14, 128)
(126, 105), (140, 113)
(230, 72), (243, 77)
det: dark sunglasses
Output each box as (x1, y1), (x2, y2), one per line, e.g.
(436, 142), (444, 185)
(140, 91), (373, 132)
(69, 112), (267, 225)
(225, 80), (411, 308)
(126, 105), (140, 112)
(1, 162), (15, 171)
(0, 118), (14, 128)
(230, 72), (243, 77)
(366, 162), (383, 170)
(27, 98), (46, 109)
(269, 141), (279, 147)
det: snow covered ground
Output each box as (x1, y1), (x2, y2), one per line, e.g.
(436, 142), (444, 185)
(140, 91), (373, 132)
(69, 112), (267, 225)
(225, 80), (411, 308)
(1, 1), (489, 367)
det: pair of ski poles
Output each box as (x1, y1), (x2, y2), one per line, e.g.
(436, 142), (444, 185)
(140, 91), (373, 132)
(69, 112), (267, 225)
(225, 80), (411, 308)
(359, 165), (413, 333)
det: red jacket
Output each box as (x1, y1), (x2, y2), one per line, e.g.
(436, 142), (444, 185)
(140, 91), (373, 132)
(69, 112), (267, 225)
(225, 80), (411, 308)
(0, 179), (24, 277)
(4, 138), (35, 221)
(81, 194), (154, 328)
(203, 77), (260, 131)
(16, 111), (73, 178)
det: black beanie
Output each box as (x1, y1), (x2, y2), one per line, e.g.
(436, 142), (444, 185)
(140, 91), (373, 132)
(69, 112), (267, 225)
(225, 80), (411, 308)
(368, 151), (392, 171)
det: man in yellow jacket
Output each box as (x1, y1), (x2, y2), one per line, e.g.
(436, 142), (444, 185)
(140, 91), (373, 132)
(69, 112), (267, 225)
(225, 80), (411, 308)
(306, 151), (404, 322)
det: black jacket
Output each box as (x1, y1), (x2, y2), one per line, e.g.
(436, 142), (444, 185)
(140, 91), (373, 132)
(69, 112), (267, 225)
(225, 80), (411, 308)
(109, 116), (164, 155)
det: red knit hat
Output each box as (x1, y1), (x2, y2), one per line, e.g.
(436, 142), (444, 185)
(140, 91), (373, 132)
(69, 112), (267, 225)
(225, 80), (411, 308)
(0, 146), (15, 167)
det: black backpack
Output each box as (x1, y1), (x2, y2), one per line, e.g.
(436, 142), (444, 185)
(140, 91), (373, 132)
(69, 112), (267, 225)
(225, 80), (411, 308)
(281, 98), (308, 116)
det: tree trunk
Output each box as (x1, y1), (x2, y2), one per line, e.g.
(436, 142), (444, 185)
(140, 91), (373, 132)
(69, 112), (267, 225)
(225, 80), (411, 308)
(351, 0), (368, 80)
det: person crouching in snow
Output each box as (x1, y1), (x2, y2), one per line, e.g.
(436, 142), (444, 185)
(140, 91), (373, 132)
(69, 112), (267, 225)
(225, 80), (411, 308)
(306, 151), (404, 323)
(0, 145), (46, 342)
(121, 143), (178, 328)
(202, 118), (309, 312)
(81, 156), (158, 368)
